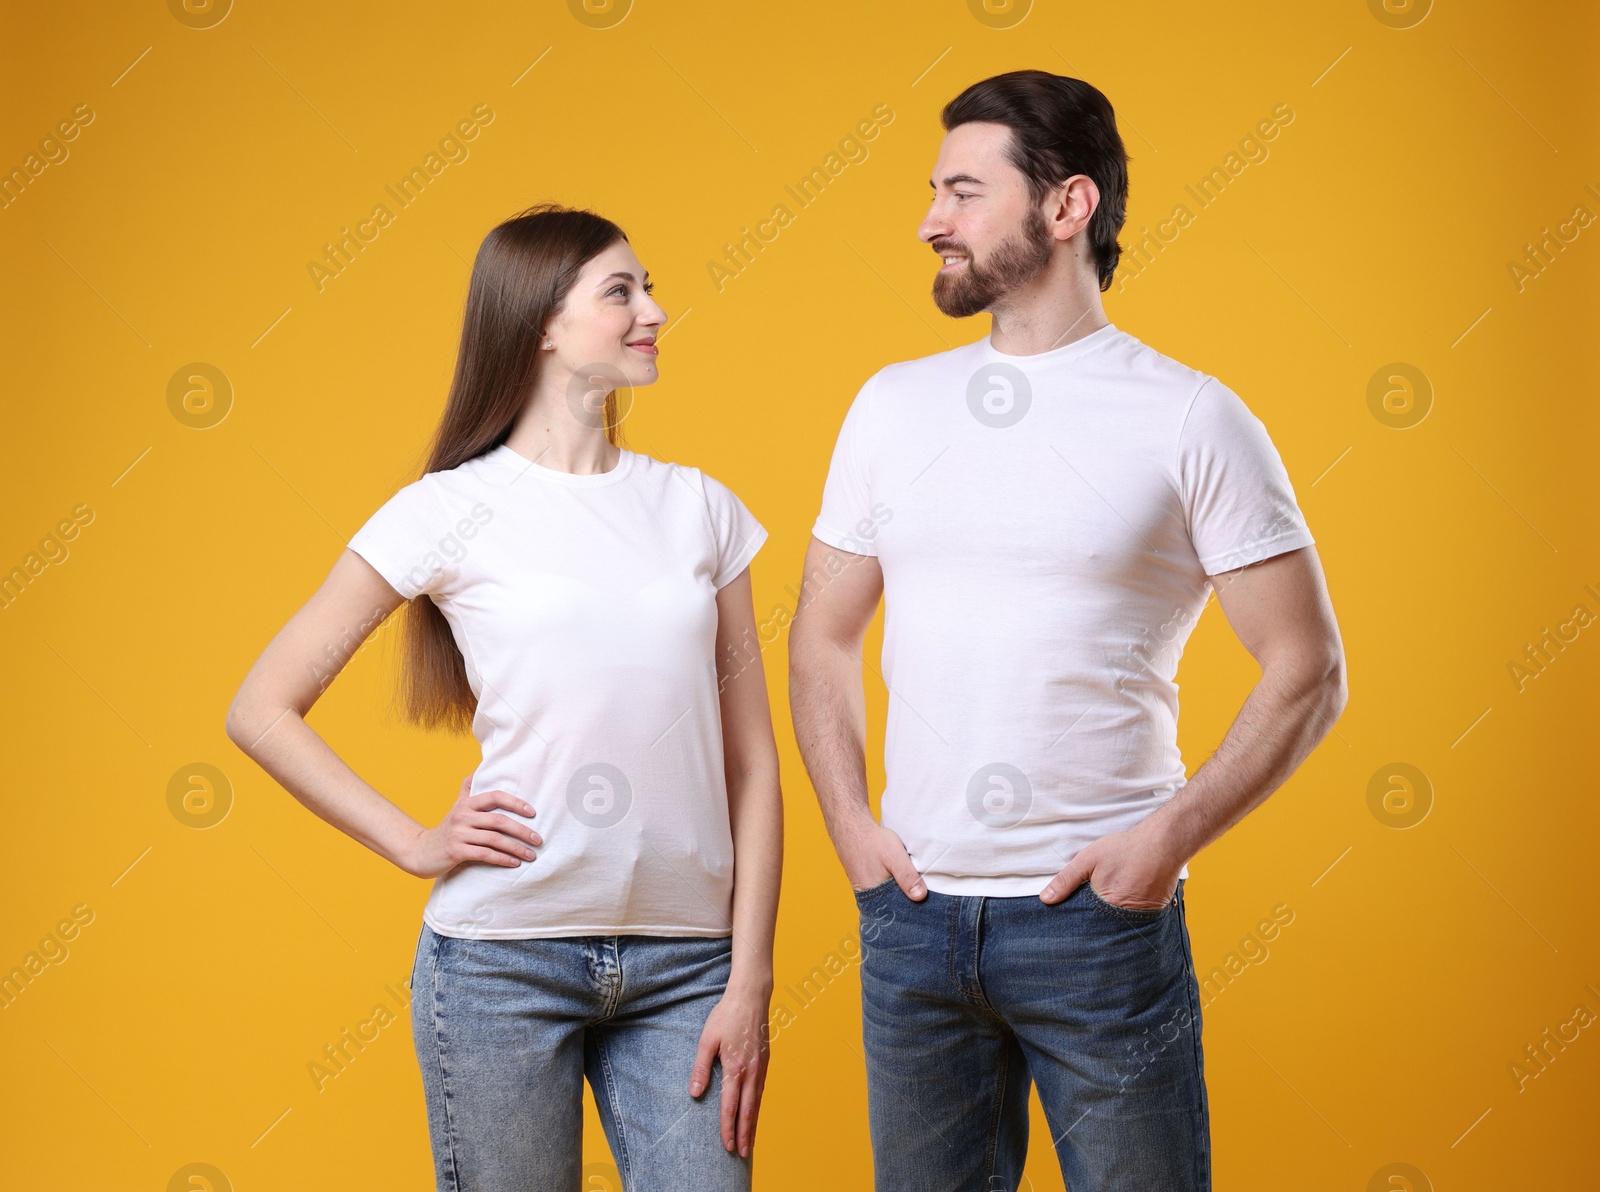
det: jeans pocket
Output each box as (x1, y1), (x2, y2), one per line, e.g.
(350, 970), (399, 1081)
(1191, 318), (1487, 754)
(852, 877), (899, 904)
(1085, 880), (1172, 922)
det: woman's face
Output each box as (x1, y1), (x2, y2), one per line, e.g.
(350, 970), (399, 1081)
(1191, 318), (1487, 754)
(544, 240), (668, 394)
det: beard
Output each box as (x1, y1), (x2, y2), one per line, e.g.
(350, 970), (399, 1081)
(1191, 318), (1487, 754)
(931, 206), (1054, 318)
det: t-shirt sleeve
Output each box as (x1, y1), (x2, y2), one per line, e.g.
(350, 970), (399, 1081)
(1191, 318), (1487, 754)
(346, 478), (454, 601)
(1177, 377), (1316, 576)
(701, 471), (768, 589)
(811, 371), (880, 557)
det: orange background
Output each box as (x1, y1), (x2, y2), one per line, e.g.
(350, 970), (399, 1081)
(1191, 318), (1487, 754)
(2, 1), (1596, 1188)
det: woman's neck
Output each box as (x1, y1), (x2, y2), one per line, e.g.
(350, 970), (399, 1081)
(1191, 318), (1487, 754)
(502, 396), (619, 475)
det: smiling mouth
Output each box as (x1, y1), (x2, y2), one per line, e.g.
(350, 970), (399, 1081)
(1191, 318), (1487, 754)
(626, 341), (658, 355)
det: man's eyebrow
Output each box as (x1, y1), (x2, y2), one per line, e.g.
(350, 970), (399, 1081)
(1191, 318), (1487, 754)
(929, 173), (988, 189)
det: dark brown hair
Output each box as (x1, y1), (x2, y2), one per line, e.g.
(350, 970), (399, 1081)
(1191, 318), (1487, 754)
(400, 202), (629, 731)
(941, 70), (1129, 291)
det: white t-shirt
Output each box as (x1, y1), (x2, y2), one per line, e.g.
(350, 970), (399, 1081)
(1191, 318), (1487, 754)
(812, 322), (1315, 896)
(347, 443), (767, 938)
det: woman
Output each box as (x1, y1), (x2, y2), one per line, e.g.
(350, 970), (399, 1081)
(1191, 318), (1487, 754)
(225, 203), (782, 1190)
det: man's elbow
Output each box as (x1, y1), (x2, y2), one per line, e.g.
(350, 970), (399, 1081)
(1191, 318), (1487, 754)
(786, 615), (826, 678)
(787, 628), (852, 703)
(789, 608), (862, 667)
(1270, 646), (1347, 723)
(1319, 648), (1349, 722)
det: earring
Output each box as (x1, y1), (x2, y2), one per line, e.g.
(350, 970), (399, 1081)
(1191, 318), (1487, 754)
(544, 340), (553, 348)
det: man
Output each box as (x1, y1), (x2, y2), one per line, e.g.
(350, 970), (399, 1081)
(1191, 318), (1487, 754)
(788, 70), (1347, 1192)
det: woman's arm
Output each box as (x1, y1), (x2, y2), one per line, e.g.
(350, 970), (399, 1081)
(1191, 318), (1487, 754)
(223, 548), (541, 877)
(689, 565), (784, 1158)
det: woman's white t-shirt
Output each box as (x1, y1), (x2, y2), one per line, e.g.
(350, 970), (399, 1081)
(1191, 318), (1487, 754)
(347, 443), (767, 939)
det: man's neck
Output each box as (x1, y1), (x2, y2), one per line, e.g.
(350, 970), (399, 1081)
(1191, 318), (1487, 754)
(985, 258), (1110, 356)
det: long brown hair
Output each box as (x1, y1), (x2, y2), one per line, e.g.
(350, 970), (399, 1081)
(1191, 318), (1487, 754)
(399, 202), (629, 731)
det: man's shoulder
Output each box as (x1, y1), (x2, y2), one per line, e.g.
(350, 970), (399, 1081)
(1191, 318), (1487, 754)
(862, 331), (1214, 436)
(869, 337), (987, 388)
(868, 329), (1208, 391)
(1113, 331), (1210, 391)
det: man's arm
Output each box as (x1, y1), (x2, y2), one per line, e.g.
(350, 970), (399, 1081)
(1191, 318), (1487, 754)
(787, 537), (928, 899)
(1041, 544), (1348, 908)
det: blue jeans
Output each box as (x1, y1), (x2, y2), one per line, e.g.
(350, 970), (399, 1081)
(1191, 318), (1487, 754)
(410, 923), (751, 1191)
(856, 878), (1209, 1191)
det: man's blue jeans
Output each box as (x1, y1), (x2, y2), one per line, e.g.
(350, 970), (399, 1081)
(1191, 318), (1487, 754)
(410, 923), (751, 1191)
(856, 877), (1209, 1191)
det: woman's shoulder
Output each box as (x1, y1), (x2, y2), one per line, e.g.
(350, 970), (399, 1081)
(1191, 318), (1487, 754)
(632, 453), (767, 580)
(626, 450), (754, 506)
(415, 444), (537, 496)
(625, 448), (701, 489)
(357, 450), (504, 531)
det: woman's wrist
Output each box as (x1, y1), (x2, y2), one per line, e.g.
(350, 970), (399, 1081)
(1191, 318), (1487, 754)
(725, 962), (774, 999)
(379, 815), (430, 875)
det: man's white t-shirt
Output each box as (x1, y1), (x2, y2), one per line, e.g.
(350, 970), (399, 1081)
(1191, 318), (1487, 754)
(812, 322), (1315, 897)
(348, 443), (767, 938)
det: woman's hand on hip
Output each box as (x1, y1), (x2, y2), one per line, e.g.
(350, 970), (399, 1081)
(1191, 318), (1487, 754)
(689, 981), (771, 1158)
(397, 776), (541, 878)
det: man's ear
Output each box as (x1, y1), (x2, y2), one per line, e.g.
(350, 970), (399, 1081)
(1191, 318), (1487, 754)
(1046, 175), (1099, 242)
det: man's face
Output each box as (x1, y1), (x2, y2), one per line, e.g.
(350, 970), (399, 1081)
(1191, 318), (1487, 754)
(919, 121), (1054, 319)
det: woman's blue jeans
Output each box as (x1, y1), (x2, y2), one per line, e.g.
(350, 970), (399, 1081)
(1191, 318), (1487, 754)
(410, 923), (751, 1191)
(856, 877), (1210, 1191)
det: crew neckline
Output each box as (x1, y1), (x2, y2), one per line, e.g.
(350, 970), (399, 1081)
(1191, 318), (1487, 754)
(484, 442), (637, 487)
(981, 320), (1122, 363)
